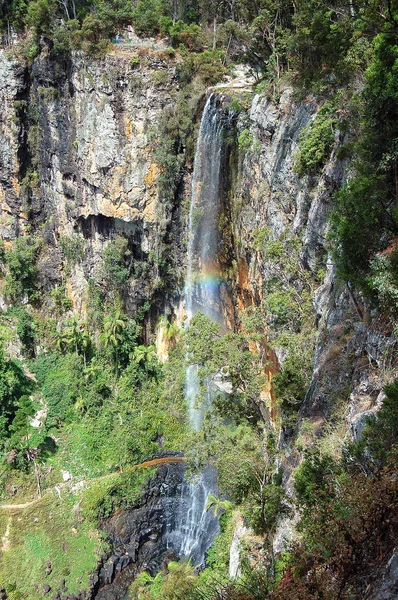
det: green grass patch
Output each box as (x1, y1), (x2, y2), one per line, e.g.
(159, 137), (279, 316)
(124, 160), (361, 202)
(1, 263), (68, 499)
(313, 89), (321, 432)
(81, 467), (155, 522)
(0, 493), (104, 599)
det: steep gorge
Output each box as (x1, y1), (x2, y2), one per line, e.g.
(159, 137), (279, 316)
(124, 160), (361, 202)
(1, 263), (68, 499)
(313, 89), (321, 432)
(0, 40), (397, 600)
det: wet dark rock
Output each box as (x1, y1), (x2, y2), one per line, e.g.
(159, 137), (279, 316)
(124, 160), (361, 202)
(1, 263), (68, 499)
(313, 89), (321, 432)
(102, 562), (114, 585)
(42, 584), (51, 594)
(116, 555), (131, 572)
(94, 460), (218, 600)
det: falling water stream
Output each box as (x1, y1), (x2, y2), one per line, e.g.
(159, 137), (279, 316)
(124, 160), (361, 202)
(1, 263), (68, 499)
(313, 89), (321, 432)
(163, 94), (225, 566)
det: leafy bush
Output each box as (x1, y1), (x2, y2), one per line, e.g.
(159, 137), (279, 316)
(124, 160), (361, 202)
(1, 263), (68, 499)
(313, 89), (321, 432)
(295, 102), (337, 176)
(0, 347), (34, 443)
(266, 290), (298, 327)
(52, 26), (71, 52)
(345, 379), (398, 471)
(4, 236), (42, 303)
(81, 469), (152, 522)
(60, 235), (85, 267)
(169, 20), (204, 51)
(32, 353), (83, 427)
(129, 559), (198, 600)
(25, 0), (55, 36)
(273, 342), (313, 412)
(368, 245), (398, 314)
(100, 236), (131, 289)
(329, 174), (390, 289)
(8, 306), (36, 356)
(77, 13), (110, 57)
(130, 55), (140, 68)
(238, 128), (253, 152)
(131, 0), (164, 37)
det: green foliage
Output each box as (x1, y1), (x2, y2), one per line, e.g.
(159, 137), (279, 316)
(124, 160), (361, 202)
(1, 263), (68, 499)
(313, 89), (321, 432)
(150, 78), (206, 204)
(81, 469), (153, 522)
(86, 278), (104, 331)
(152, 69), (169, 86)
(238, 128), (253, 152)
(0, 494), (104, 599)
(205, 493), (232, 517)
(100, 236), (131, 289)
(183, 312), (266, 422)
(77, 13), (110, 57)
(133, 344), (157, 371)
(32, 353), (83, 427)
(266, 290), (298, 328)
(131, 0), (164, 37)
(251, 482), (285, 534)
(273, 335), (314, 413)
(295, 102), (337, 176)
(53, 25), (72, 52)
(346, 379), (398, 471)
(130, 54), (140, 68)
(37, 85), (60, 102)
(60, 235), (85, 267)
(25, 0), (55, 36)
(180, 49), (228, 86)
(329, 25), (398, 295)
(56, 317), (91, 364)
(253, 230), (316, 416)
(368, 247), (398, 314)
(294, 449), (339, 509)
(8, 394), (36, 460)
(0, 346), (34, 444)
(329, 174), (390, 288)
(169, 20), (204, 51)
(203, 511), (235, 576)
(7, 306), (36, 356)
(129, 559), (198, 600)
(50, 283), (73, 314)
(100, 309), (133, 371)
(4, 236), (42, 303)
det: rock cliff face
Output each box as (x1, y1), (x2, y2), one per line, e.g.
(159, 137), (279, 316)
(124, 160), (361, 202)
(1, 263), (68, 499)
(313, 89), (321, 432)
(0, 46), (396, 596)
(96, 462), (186, 600)
(231, 85), (395, 433)
(226, 86), (397, 556)
(0, 47), (185, 321)
(95, 462), (218, 600)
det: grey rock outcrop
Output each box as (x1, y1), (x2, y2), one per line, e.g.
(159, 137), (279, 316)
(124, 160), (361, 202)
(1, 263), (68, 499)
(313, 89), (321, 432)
(0, 48), (185, 319)
(95, 460), (209, 600)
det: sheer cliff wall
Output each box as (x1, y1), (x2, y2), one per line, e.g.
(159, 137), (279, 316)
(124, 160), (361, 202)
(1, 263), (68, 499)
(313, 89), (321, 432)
(0, 47), (396, 585)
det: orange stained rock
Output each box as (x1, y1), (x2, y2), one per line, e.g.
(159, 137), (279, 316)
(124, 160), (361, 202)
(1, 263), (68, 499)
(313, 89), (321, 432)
(144, 163), (159, 188)
(10, 177), (20, 195)
(236, 255), (279, 426)
(125, 120), (133, 137)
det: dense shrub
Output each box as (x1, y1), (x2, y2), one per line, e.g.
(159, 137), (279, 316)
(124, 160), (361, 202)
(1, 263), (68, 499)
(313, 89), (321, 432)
(295, 102), (337, 176)
(4, 236), (42, 303)
(0, 347), (34, 443)
(32, 353), (83, 426)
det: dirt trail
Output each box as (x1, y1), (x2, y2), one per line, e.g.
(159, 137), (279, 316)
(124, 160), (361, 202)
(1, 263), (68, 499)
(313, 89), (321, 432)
(1, 517), (11, 550)
(0, 456), (185, 511)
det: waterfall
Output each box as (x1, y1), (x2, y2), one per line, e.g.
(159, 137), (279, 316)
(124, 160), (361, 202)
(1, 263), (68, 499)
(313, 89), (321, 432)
(185, 93), (224, 326)
(163, 94), (225, 567)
